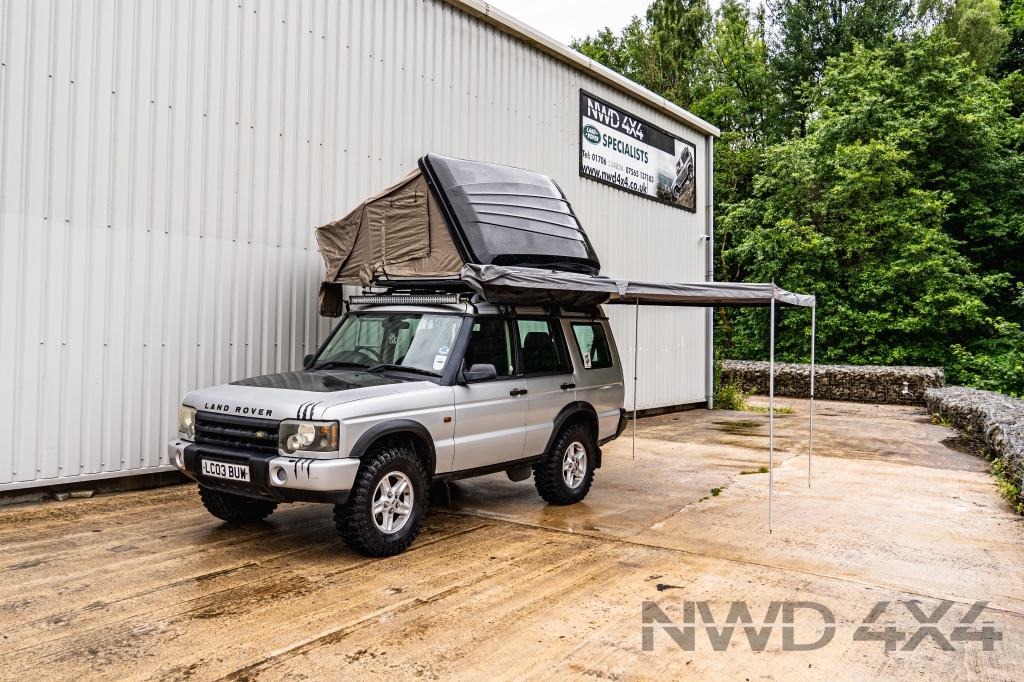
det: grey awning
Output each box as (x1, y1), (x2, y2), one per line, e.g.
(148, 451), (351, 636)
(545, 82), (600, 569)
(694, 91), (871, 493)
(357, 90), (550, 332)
(460, 264), (815, 308)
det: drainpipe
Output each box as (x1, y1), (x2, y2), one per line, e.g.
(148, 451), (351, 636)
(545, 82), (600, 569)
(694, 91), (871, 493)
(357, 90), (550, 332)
(705, 135), (715, 409)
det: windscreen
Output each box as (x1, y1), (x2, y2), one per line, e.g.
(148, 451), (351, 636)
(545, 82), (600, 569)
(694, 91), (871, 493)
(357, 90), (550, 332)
(314, 313), (463, 376)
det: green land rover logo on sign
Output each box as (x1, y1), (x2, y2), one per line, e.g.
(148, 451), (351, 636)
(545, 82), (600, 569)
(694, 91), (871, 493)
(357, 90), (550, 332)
(582, 124), (601, 144)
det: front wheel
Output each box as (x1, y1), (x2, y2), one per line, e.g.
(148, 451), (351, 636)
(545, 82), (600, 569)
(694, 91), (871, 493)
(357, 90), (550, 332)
(333, 446), (428, 557)
(533, 422), (596, 505)
(198, 486), (277, 524)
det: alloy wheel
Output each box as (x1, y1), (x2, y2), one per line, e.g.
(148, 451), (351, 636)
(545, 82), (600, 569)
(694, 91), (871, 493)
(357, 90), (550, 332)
(371, 471), (414, 534)
(561, 441), (587, 489)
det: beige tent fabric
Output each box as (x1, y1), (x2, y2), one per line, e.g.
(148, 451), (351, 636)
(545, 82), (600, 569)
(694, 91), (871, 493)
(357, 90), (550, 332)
(315, 169), (464, 315)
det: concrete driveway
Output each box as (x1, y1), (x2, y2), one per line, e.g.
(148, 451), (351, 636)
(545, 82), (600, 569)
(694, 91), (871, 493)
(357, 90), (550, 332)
(2, 398), (1022, 680)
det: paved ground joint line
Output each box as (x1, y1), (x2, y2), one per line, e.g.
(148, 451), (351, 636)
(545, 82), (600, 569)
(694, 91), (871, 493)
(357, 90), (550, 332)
(429, 509), (1024, 621)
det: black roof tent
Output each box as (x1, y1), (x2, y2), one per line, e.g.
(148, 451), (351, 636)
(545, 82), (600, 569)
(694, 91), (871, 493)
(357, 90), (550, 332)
(418, 153), (602, 276)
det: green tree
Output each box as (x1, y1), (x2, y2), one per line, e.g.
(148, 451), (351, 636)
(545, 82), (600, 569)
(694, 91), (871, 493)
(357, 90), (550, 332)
(724, 133), (994, 365)
(921, 0), (1010, 72)
(721, 35), (1022, 365)
(691, 0), (782, 144)
(571, 20), (665, 95)
(997, 0), (1024, 74)
(570, 1), (713, 107)
(647, 0), (714, 106)
(686, 0), (786, 347)
(767, 0), (914, 135)
(809, 34), (1024, 316)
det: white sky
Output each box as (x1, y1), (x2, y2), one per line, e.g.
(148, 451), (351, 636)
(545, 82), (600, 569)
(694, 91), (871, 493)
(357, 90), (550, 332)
(488, 0), (653, 45)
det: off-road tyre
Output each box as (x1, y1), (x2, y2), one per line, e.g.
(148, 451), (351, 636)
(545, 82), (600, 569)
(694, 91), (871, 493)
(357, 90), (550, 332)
(198, 486), (277, 524)
(533, 422), (596, 505)
(334, 446), (428, 557)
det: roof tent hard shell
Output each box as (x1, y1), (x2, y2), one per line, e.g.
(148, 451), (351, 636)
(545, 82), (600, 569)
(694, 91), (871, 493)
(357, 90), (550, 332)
(315, 153), (600, 316)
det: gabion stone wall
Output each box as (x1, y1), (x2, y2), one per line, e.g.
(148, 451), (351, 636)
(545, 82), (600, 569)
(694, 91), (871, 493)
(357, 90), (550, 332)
(925, 387), (1024, 490)
(721, 361), (944, 406)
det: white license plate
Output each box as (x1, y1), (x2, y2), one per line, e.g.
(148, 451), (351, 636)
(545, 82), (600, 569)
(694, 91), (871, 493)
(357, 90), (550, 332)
(201, 459), (250, 483)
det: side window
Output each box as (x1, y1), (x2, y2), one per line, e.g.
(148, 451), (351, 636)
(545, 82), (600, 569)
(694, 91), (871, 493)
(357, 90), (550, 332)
(571, 323), (614, 369)
(516, 319), (569, 375)
(463, 318), (514, 377)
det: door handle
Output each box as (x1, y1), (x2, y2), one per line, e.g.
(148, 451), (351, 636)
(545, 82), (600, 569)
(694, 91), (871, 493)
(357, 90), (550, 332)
(510, 388), (528, 396)
(560, 383), (576, 390)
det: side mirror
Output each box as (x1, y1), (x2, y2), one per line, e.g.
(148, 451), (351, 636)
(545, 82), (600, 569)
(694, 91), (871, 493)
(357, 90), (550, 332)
(462, 363), (497, 382)
(303, 354), (315, 369)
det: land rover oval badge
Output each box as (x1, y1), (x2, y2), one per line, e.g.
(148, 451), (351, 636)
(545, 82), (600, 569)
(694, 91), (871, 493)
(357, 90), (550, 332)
(582, 124), (600, 144)
(255, 431), (266, 439)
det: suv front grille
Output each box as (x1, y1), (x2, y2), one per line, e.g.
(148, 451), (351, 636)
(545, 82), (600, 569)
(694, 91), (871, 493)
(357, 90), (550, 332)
(195, 412), (279, 455)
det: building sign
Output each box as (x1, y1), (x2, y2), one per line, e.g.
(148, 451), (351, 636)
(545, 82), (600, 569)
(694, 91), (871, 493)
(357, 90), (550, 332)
(579, 90), (697, 212)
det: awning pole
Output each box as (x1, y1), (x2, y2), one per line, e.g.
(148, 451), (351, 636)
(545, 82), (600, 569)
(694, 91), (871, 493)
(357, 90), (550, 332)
(769, 298), (775, 534)
(809, 304), (816, 488)
(632, 297), (639, 460)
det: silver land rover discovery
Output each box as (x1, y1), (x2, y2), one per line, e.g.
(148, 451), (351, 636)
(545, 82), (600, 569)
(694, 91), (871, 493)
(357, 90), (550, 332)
(169, 295), (626, 556)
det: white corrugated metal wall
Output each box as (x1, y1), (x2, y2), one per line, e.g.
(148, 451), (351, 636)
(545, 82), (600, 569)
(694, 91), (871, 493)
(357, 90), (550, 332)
(0, 0), (712, 490)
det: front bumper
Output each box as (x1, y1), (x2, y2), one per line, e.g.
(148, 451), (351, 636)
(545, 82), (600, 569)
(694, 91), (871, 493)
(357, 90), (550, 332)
(168, 440), (360, 504)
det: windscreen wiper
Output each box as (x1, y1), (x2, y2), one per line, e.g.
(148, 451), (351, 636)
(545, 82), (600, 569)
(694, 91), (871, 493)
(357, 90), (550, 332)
(312, 361), (370, 371)
(366, 363), (439, 378)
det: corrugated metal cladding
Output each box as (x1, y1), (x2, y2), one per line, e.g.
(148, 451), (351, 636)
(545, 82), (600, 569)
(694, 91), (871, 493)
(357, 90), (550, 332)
(0, 0), (712, 489)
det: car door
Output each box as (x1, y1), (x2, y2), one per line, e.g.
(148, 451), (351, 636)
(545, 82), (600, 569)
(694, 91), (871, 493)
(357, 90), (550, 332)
(452, 317), (528, 471)
(515, 318), (577, 457)
(564, 319), (624, 442)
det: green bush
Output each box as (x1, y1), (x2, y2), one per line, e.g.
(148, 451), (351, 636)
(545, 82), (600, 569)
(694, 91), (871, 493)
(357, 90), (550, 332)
(991, 460), (1024, 515)
(713, 352), (796, 413)
(948, 316), (1024, 397)
(713, 352), (755, 410)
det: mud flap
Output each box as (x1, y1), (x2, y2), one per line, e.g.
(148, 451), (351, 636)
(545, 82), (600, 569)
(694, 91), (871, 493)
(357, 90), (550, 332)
(429, 480), (452, 508)
(506, 464), (533, 482)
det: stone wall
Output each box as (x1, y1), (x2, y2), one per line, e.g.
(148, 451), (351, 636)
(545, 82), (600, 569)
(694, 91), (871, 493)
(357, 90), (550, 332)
(925, 387), (1024, 490)
(721, 361), (944, 406)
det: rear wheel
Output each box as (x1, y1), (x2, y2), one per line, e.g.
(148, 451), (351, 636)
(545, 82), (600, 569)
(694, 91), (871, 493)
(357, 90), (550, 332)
(334, 446), (428, 557)
(533, 422), (596, 505)
(198, 486), (277, 524)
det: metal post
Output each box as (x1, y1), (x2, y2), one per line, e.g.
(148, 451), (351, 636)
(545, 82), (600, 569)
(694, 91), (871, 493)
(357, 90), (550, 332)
(769, 298), (775, 534)
(809, 304), (816, 488)
(632, 297), (639, 460)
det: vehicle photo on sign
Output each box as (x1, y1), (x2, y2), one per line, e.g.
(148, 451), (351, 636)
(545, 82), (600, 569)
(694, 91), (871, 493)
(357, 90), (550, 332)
(579, 89), (697, 212)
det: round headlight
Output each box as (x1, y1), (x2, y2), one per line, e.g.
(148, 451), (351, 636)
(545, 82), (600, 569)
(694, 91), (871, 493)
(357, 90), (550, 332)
(178, 405), (197, 440)
(296, 423), (316, 446)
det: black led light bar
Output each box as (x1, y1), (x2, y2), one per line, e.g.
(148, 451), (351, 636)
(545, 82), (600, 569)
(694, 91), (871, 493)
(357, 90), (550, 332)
(348, 294), (463, 306)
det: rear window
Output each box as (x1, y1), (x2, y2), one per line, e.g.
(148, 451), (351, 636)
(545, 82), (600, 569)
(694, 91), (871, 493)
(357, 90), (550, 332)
(516, 319), (569, 375)
(570, 323), (614, 369)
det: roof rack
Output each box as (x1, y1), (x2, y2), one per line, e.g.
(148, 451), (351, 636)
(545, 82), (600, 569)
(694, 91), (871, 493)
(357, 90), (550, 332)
(371, 276), (474, 294)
